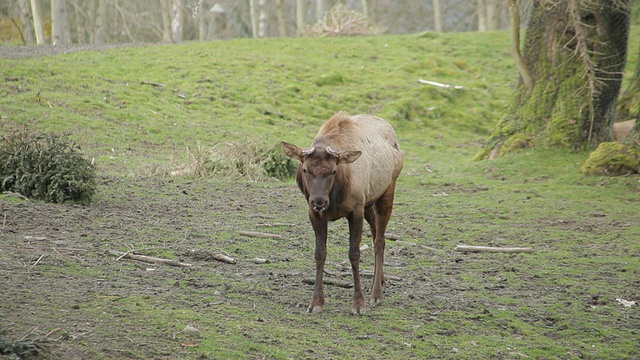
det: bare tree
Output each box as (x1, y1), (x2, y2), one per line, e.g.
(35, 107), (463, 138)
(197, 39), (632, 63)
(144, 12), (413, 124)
(18, 0), (35, 44)
(486, 0), (498, 30)
(360, 0), (368, 17)
(52, 0), (68, 45)
(249, 0), (258, 38)
(172, 0), (186, 41)
(276, 0), (287, 37)
(316, 0), (329, 21)
(71, 0), (86, 44)
(30, 0), (45, 44)
(477, 0), (486, 31)
(432, 0), (442, 32)
(258, 0), (267, 37)
(296, 0), (306, 35)
(94, 0), (108, 44)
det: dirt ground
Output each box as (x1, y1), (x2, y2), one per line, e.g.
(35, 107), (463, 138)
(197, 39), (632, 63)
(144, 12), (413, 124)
(1, 173), (638, 359)
(0, 176), (318, 359)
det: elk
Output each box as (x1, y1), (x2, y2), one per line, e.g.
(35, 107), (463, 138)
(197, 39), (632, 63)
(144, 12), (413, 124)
(281, 112), (404, 315)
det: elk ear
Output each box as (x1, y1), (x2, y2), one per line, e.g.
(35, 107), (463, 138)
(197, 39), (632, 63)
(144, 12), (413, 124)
(338, 150), (362, 164)
(281, 141), (303, 161)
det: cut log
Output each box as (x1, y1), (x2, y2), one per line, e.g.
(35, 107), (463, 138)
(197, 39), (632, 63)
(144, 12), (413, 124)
(110, 250), (193, 267)
(238, 231), (283, 239)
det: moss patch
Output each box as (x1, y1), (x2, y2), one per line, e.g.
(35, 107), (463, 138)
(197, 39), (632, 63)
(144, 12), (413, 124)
(581, 141), (640, 175)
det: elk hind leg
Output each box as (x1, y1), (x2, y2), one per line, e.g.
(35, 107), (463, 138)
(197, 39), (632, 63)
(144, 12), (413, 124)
(371, 182), (396, 305)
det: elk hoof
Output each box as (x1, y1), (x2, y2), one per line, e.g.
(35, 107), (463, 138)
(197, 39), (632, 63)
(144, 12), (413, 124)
(351, 307), (366, 316)
(308, 305), (323, 313)
(370, 296), (383, 307)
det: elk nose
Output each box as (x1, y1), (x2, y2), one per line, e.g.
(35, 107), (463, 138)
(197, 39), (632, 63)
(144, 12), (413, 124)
(311, 200), (327, 212)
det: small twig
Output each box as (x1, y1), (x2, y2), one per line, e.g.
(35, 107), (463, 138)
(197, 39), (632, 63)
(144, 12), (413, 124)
(43, 328), (61, 338)
(455, 245), (534, 253)
(17, 326), (39, 342)
(238, 231), (283, 239)
(303, 277), (353, 288)
(418, 79), (463, 89)
(28, 254), (45, 272)
(51, 247), (63, 257)
(110, 250), (193, 267)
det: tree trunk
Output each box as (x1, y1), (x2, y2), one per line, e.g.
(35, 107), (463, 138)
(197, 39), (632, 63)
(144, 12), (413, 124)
(432, 0), (442, 32)
(475, 0), (630, 160)
(72, 0), (86, 44)
(171, 0), (185, 42)
(617, 36), (640, 122)
(94, 0), (108, 44)
(360, 0), (368, 17)
(477, 0), (487, 31)
(486, 0), (498, 30)
(316, 0), (329, 21)
(296, 0), (306, 35)
(160, 0), (173, 42)
(249, 0), (258, 38)
(276, 0), (287, 37)
(198, 0), (207, 40)
(18, 0), (35, 45)
(52, 0), (68, 46)
(258, 0), (267, 37)
(30, 0), (45, 45)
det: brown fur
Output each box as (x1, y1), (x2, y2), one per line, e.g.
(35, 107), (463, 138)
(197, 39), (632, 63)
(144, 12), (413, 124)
(281, 112), (404, 315)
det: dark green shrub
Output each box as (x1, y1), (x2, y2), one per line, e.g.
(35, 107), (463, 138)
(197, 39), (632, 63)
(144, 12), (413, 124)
(262, 143), (298, 180)
(0, 129), (96, 204)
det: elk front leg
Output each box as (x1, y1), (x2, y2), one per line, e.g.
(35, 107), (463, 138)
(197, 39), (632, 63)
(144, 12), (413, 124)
(348, 210), (366, 315)
(309, 214), (327, 313)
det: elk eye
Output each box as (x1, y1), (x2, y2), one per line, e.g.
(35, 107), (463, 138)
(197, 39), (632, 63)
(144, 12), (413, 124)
(331, 170), (337, 175)
(302, 168), (307, 173)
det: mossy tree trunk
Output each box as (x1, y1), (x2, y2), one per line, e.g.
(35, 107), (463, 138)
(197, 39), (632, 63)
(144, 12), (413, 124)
(475, 0), (630, 160)
(616, 36), (640, 145)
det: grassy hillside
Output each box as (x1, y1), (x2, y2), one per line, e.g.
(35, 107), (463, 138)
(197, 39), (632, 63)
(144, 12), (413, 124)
(0, 32), (515, 175)
(1, 31), (639, 359)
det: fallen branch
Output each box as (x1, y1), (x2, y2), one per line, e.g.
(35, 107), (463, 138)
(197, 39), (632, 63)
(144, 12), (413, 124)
(455, 245), (534, 253)
(110, 250), (193, 267)
(303, 277), (353, 288)
(256, 223), (295, 227)
(418, 79), (463, 89)
(141, 80), (166, 88)
(238, 231), (283, 239)
(186, 249), (237, 264)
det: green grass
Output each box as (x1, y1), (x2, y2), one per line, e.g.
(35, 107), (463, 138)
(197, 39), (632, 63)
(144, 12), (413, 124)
(1, 30), (639, 359)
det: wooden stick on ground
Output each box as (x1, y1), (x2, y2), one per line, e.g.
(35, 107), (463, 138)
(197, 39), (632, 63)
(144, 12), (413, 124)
(187, 249), (237, 264)
(27, 254), (45, 273)
(110, 250), (193, 267)
(238, 231), (283, 239)
(455, 245), (534, 253)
